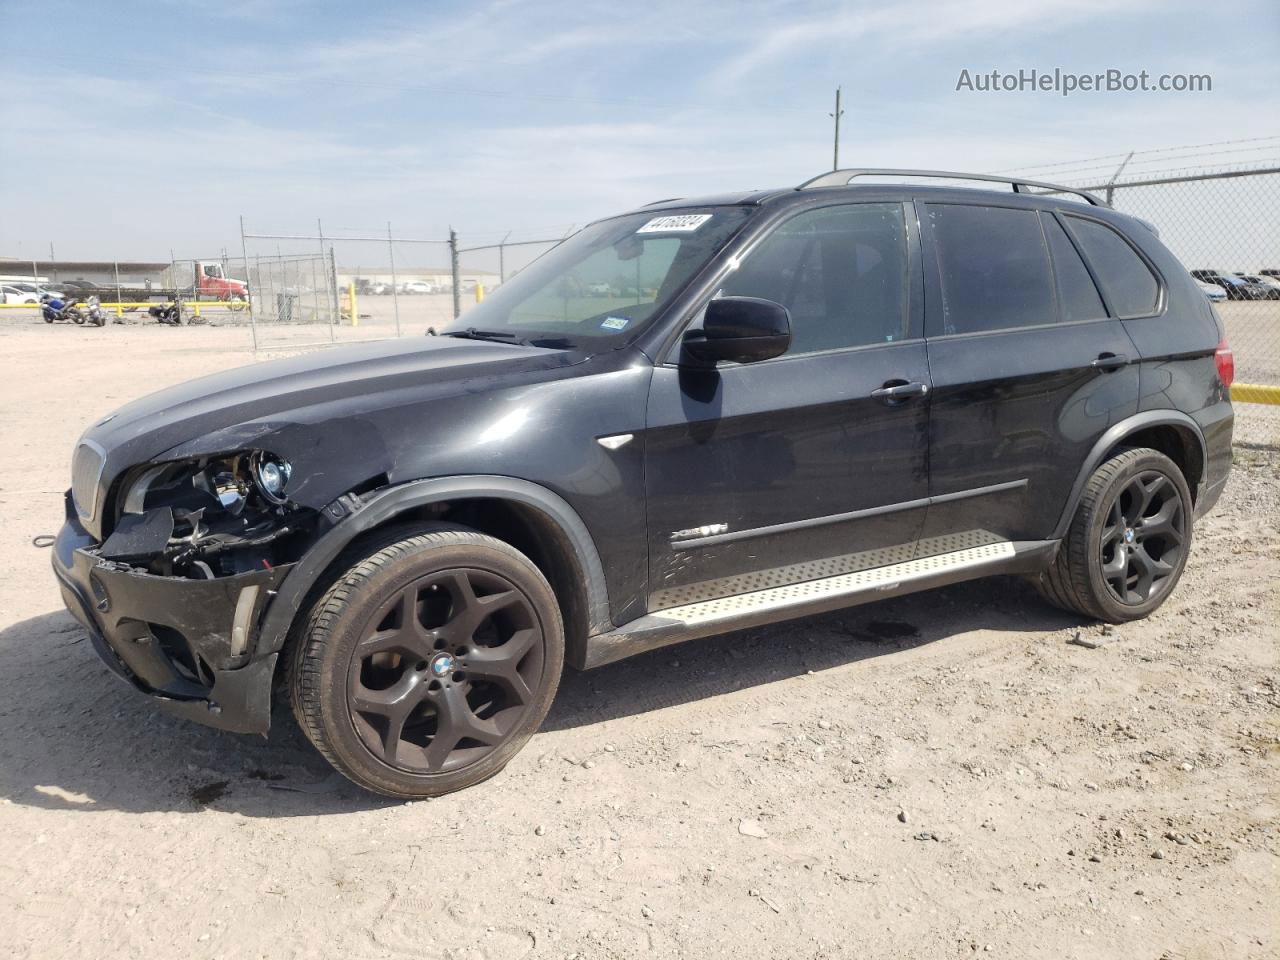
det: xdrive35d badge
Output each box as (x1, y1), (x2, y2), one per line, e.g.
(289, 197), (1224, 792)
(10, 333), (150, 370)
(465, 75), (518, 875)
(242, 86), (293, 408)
(52, 168), (1233, 798)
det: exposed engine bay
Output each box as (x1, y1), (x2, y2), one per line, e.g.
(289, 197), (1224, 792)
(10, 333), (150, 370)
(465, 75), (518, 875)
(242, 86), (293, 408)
(98, 451), (317, 579)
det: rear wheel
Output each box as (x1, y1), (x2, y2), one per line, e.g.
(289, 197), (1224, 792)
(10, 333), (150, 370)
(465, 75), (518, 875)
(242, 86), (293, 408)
(1036, 448), (1192, 622)
(290, 526), (563, 798)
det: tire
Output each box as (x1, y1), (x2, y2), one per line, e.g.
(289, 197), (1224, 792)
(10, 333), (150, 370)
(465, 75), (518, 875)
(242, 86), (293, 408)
(1036, 448), (1193, 623)
(289, 525), (564, 798)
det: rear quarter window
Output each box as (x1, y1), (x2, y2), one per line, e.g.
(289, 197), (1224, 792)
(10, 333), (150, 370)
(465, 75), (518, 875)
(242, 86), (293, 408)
(1041, 214), (1107, 323)
(1064, 216), (1161, 318)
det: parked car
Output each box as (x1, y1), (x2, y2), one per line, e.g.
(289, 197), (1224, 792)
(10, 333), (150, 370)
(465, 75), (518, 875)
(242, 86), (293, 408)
(59, 280), (102, 296)
(402, 280), (438, 295)
(1195, 280), (1228, 302)
(6, 281), (66, 300)
(53, 168), (1233, 798)
(586, 281), (612, 296)
(1259, 269), (1279, 281)
(1233, 273), (1280, 299)
(1, 284), (40, 304)
(1190, 269), (1269, 300)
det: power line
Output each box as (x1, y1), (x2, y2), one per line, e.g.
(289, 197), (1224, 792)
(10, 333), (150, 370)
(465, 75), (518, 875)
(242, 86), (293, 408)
(991, 134), (1280, 175)
(1067, 157), (1280, 186)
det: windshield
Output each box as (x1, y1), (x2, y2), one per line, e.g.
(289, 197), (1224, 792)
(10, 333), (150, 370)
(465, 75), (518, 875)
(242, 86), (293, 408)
(437, 207), (753, 346)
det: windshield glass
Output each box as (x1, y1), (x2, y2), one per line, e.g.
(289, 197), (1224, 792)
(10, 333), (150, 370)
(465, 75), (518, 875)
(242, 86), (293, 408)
(437, 207), (752, 345)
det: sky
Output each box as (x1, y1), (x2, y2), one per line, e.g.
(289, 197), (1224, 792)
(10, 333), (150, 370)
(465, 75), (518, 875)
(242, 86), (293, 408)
(1, 0), (1277, 264)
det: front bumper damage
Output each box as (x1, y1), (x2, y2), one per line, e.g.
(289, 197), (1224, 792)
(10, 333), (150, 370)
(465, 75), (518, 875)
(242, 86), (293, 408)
(52, 497), (294, 734)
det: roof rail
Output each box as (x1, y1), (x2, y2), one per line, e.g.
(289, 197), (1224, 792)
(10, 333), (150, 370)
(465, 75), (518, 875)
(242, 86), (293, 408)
(797, 168), (1107, 206)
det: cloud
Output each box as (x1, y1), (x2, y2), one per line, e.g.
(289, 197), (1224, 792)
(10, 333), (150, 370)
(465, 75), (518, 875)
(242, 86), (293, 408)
(708, 0), (1164, 88)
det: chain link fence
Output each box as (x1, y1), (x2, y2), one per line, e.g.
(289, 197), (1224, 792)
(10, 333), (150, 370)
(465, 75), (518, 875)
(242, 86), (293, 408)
(235, 221), (568, 351)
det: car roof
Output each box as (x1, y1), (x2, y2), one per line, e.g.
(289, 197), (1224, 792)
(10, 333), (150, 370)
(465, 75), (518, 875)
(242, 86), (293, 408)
(634, 182), (1114, 215)
(614, 174), (1166, 240)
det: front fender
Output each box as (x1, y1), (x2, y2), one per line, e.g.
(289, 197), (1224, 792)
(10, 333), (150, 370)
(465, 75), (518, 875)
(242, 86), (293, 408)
(253, 475), (612, 661)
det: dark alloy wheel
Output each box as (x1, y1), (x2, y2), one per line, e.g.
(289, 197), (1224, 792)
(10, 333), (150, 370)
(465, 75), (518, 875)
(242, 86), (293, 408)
(347, 567), (545, 773)
(1035, 448), (1193, 623)
(1097, 470), (1186, 606)
(290, 525), (564, 798)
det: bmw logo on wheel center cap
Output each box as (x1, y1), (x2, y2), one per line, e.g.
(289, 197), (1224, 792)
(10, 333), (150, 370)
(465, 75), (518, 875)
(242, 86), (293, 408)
(429, 653), (455, 677)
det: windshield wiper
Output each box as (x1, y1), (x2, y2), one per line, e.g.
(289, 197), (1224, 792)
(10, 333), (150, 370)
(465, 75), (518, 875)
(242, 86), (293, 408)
(439, 327), (527, 344)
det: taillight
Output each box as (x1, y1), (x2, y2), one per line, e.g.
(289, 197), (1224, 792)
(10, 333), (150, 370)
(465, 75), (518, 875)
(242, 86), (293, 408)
(1215, 337), (1234, 389)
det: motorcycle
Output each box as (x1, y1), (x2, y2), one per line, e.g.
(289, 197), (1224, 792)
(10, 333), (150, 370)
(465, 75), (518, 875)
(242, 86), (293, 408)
(40, 294), (86, 324)
(148, 303), (182, 326)
(85, 295), (108, 327)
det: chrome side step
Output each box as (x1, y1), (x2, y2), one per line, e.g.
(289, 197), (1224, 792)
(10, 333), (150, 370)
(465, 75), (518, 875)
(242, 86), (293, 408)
(579, 540), (1058, 669)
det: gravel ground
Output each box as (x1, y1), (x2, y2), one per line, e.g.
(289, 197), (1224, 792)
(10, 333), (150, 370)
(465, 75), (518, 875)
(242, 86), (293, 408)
(0, 319), (1276, 960)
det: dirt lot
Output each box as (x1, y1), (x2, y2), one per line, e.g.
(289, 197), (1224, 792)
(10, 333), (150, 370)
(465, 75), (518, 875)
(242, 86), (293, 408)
(0, 318), (1276, 960)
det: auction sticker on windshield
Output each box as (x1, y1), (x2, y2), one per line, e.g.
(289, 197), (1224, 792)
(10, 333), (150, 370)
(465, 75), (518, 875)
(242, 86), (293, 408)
(636, 214), (713, 234)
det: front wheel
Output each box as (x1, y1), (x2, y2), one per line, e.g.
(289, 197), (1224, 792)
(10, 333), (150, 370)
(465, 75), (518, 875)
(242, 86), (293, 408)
(289, 526), (564, 798)
(1036, 448), (1192, 623)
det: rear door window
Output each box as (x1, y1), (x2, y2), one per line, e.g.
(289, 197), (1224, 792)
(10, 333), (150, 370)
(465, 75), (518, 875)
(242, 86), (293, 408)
(1041, 214), (1107, 323)
(925, 204), (1055, 335)
(1063, 216), (1161, 318)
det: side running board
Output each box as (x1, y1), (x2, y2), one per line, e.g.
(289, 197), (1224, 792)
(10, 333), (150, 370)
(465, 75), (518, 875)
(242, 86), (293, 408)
(580, 540), (1058, 669)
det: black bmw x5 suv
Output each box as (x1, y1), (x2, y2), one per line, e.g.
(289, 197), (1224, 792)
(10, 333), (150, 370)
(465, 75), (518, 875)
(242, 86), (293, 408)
(53, 169), (1234, 797)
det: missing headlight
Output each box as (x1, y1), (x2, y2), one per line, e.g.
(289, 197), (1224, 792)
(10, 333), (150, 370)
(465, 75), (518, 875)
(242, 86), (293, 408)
(112, 451), (314, 579)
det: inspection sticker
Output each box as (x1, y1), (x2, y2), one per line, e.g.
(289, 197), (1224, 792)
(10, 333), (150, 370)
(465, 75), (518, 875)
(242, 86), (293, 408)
(636, 214), (712, 234)
(600, 316), (631, 331)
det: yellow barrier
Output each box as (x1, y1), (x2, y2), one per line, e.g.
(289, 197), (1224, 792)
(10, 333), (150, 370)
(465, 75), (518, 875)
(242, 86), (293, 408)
(475, 284), (485, 303)
(349, 282), (358, 326)
(1232, 383), (1280, 406)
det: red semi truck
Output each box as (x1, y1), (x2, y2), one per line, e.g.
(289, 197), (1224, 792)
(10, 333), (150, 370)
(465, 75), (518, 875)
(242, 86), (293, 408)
(110, 261), (248, 303)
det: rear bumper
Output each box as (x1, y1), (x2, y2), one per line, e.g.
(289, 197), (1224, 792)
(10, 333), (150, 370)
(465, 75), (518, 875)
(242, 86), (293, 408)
(51, 501), (292, 735)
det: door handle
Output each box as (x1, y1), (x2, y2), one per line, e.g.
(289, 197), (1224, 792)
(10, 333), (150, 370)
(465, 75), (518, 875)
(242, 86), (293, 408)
(1091, 353), (1130, 371)
(871, 380), (930, 402)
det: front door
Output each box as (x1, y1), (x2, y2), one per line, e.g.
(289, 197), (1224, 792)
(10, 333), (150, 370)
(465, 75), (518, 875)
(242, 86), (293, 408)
(643, 201), (932, 612)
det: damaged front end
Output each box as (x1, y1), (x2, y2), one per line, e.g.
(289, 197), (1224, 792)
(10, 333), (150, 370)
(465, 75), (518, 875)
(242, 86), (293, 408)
(52, 450), (320, 733)
(105, 450), (313, 579)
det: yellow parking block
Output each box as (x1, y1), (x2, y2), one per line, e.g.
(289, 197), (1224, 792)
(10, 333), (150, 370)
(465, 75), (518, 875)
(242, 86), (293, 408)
(1231, 383), (1280, 405)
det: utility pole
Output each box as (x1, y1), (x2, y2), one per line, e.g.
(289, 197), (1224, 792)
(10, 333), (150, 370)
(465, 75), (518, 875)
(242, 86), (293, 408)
(830, 86), (844, 170)
(449, 228), (461, 320)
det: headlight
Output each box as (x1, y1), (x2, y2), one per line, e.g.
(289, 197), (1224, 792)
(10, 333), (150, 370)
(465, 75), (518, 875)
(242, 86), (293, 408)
(250, 452), (292, 504)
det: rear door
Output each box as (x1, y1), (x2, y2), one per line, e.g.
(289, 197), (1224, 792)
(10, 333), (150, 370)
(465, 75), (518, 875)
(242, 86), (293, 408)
(918, 201), (1143, 550)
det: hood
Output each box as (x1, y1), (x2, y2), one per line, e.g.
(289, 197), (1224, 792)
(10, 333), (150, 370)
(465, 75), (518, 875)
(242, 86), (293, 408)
(73, 336), (583, 537)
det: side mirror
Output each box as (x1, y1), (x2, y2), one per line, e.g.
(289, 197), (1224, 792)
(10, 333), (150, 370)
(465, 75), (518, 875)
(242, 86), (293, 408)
(682, 296), (791, 365)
